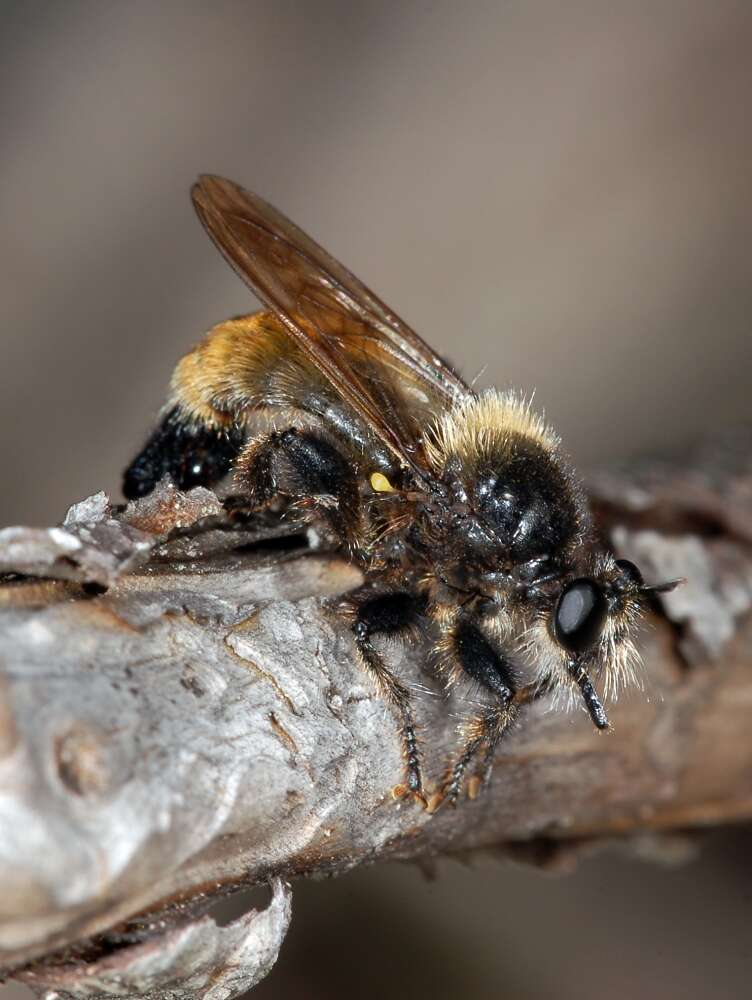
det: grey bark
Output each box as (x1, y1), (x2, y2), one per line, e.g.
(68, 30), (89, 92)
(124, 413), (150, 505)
(1, 430), (752, 998)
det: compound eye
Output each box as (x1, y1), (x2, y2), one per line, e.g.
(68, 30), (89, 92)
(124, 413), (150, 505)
(553, 579), (608, 655)
(615, 558), (644, 588)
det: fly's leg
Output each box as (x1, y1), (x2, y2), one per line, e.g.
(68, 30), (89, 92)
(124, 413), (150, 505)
(245, 438), (423, 799)
(350, 592), (427, 806)
(237, 427), (362, 541)
(431, 620), (518, 810)
(439, 705), (516, 809)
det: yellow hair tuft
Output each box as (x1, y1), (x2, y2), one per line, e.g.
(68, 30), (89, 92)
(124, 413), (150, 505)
(425, 389), (559, 471)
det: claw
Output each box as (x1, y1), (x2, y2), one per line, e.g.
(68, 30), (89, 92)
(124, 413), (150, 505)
(467, 775), (482, 800)
(392, 782), (428, 808)
(426, 791), (445, 815)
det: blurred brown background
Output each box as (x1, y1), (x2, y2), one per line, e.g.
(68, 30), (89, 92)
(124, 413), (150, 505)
(1, 2), (751, 998)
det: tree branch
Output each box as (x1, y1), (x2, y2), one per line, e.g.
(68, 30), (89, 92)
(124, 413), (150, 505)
(1, 430), (751, 997)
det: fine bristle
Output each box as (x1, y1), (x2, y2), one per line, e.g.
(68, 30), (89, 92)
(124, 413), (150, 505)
(425, 389), (559, 471)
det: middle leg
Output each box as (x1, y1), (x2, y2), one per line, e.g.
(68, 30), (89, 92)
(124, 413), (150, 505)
(349, 591), (427, 806)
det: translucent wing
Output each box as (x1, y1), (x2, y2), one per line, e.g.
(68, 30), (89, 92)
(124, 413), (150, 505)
(191, 175), (470, 477)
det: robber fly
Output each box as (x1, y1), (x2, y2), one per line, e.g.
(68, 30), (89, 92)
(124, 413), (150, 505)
(123, 176), (676, 809)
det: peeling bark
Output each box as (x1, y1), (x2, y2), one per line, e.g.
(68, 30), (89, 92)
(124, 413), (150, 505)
(1, 431), (751, 998)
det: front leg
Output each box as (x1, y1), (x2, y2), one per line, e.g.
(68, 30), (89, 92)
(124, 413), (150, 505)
(348, 591), (427, 806)
(432, 619), (519, 810)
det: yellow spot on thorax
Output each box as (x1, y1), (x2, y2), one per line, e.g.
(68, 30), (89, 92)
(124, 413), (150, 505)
(370, 471), (395, 493)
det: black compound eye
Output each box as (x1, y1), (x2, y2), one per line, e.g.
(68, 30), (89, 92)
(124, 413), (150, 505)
(553, 578), (608, 655)
(615, 558), (644, 589)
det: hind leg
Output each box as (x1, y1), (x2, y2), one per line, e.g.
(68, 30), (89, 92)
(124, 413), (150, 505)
(236, 427), (362, 541)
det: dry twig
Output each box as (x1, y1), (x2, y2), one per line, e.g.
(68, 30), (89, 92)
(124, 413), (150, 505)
(1, 430), (751, 998)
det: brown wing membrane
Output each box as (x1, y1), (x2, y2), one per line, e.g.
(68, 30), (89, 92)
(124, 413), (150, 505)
(191, 175), (469, 477)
